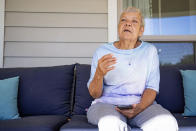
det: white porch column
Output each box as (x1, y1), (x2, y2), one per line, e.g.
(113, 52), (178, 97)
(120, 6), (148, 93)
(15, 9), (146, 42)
(0, 0), (5, 67)
(108, 0), (118, 42)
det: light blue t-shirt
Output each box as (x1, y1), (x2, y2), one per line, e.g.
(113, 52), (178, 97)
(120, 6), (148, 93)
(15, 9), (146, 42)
(87, 41), (160, 106)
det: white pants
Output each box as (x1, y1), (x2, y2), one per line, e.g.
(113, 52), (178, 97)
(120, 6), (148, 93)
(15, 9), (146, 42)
(87, 103), (178, 131)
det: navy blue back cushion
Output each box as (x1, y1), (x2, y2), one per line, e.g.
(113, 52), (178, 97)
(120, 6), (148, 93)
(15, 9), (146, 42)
(0, 65), (74, 116)
(156, 65), (196, 113)
(73, 64), (196, 114)
(156, 66), (184, 113)
(73, 64), (94, 115)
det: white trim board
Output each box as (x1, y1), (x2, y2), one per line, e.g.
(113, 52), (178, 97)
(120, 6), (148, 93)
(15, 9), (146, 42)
(0, 0), (5, 68)
(108, 0), (118, 42)
(141, 35), (196, 42)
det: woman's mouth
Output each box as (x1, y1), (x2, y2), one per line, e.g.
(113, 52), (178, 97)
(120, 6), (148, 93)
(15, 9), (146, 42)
(123, 29), (131, 33)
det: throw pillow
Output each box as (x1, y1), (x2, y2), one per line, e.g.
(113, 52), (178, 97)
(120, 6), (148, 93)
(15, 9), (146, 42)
(0, 65), (75, 116)
(180, 70), (196, 116)
(0, 76), (20, 120)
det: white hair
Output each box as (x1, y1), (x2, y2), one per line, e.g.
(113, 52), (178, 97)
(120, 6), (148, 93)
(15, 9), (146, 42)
(122, 7), (145, 27)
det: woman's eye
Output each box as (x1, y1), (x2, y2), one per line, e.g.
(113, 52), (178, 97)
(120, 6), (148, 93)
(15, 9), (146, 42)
(133, 20), (138, 23)
(121, 19), (126, 22)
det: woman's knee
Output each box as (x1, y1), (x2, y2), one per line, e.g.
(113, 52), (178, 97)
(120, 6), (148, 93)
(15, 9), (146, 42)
(141, 114), (178, 131)
(98, 115), (129, 131)
(87, 102), (126, 126)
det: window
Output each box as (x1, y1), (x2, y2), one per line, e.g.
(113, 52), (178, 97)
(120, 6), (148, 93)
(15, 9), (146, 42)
(122, 0), (196, 35)
(115, 0), (196, 65)
(152, 43), (194, 66)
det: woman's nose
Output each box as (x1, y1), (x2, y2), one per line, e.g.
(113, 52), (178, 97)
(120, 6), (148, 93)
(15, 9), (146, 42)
(125, 22), (131, 26)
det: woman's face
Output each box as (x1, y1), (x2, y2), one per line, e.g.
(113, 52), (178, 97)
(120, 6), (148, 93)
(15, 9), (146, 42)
(118, 12), (144, 41)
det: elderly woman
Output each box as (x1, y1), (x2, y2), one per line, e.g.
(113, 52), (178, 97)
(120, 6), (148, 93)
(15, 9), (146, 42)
(87, 7), (178, 131)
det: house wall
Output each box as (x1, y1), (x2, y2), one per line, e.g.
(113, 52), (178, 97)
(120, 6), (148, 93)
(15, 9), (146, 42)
(4, 0), (108, 67)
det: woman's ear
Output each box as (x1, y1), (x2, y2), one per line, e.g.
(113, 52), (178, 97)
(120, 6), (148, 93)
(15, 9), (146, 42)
(139, 26), (144, 37)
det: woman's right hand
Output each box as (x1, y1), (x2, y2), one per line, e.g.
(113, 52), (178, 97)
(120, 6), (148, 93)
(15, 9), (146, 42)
(96, 53), (116, 76)
(89, 54), (116, 98)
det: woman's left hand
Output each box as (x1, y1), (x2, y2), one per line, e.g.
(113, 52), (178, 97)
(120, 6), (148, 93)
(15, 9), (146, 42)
(116, 89), (157, 118)
(116, 104), (143, 119)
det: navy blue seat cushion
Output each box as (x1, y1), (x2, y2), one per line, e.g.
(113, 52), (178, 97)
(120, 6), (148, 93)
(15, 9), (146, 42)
(60, 115), (97, 131)
(73, 64), (94, 115)
(173, 113), (196, 131)
(60, 115), (142, 131)
(156, 65), (196, 113)
(0, 115), (68, 131)
(0, 65), (75, 116)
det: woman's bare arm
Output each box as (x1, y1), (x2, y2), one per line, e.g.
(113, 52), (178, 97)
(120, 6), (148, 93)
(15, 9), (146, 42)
(89, 54), (116, 98)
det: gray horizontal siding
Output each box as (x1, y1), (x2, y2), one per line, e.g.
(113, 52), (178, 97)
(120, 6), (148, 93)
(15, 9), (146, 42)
(5, 12), (107, 27)
(5, 27), (107, 42)
(4, 0), (108, 67)
(5, 0), (107, 13)
(4, 57), (92, 67)
(5, 42), (102, 57)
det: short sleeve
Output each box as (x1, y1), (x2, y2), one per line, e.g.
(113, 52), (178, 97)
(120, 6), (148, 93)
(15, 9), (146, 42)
(87, 52), (98, 88)
(145, 47), (160, 93)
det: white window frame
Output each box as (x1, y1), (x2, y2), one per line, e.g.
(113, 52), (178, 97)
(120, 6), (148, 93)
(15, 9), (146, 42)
(108, 0), (196, 43)
(0, 0), (5, 68)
